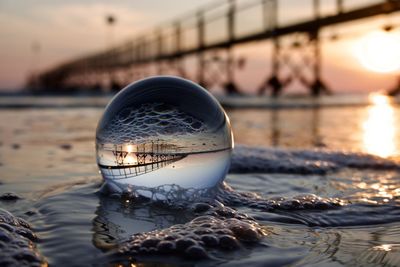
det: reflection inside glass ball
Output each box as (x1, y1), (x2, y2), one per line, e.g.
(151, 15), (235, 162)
(96, 76), (233, 200)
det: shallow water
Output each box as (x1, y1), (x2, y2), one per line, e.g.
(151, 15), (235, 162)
(0, 95), (400, 266)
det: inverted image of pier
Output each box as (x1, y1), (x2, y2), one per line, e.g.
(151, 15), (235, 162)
(98, 142), (186, 180)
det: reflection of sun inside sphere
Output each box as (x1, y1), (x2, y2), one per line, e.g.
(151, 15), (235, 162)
(96, 76), (233, 200)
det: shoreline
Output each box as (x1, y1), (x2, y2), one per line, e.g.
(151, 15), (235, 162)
(0, 94), (399, 109)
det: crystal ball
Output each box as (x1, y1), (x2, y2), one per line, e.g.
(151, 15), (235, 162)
(96, 76), (233, 200)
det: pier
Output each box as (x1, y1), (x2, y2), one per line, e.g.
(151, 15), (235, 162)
(30, 0), (400, 96)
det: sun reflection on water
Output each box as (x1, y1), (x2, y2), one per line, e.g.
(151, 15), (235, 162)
(362, 93), (396, 158)
(373, 244), (393, 252)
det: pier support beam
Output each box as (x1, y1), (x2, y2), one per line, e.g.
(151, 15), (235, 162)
(224, 0), (240, 94)
(259, 0), (329, 97)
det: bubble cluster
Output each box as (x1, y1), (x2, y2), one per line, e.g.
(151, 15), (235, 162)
(218, 183), (345, 211)
(102, 182), (219, 203)
(101, 103), (206, 145)
(96, 170), (347, 264)
(0, 208), (46, 267)
(114, 203), (266, 260)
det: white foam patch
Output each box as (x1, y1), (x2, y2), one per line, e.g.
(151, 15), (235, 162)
(231, 145), (400, 174)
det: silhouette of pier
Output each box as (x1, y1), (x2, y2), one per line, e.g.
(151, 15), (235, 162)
(98, 142), (186, 180)
(30, 0), (400, 96)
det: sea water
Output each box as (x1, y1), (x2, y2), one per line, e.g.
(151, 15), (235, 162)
(2, 94), (400, 266)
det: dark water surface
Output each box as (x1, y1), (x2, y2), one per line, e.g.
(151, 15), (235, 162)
(0, 94), (400, 266)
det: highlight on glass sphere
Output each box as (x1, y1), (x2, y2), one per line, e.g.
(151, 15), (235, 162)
(96, 76), (233, 200)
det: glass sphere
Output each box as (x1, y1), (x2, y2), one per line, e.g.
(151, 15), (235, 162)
(96, 76), (233, 200)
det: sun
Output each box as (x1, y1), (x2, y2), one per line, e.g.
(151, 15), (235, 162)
(354, 31), (400, 73)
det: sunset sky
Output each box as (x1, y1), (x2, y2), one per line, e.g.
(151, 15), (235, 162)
(1, 0), (400, 93)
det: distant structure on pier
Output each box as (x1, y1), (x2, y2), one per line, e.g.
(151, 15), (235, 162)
(29, 0), (400, 96)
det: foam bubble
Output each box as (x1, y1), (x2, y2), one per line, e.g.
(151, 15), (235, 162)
(100, 103), (206, 144)
(113, 203), (267, 260)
